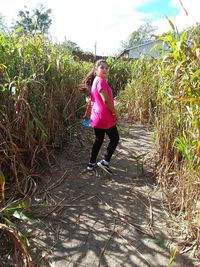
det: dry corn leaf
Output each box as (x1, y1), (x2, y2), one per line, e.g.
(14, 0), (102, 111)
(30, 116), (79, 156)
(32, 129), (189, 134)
(197, 141), (200, 157)
(176, 97), (200, 102)
(0, 170), (5, 202)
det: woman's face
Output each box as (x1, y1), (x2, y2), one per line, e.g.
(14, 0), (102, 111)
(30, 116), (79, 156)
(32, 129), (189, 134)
(95, 62), (109, 78)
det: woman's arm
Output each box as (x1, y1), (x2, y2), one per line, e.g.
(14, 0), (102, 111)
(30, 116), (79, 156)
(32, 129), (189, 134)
(83, 99), (92, 119)
(99, 90), (118, 121)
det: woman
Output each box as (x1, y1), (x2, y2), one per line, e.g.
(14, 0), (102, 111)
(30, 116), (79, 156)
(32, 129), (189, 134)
(80, 59), (119, 174)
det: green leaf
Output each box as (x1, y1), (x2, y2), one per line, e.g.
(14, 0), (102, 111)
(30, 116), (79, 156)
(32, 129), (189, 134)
(191, 69), (200, 82)
(5, 200), (30, 213)
(34, 117), (48, 139)
(167, 248), (177, 266)
(165, 16), (175, 32)
(154, 239), (168, 249)
(45, 63), (51, 73)
(15, 26), (24, 33)
(3, 217), (17, 230)
(12, 210), (33, 221)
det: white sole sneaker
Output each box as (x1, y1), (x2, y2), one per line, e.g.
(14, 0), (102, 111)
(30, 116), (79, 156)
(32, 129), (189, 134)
(97, 162), (112, 174)
(86, 163), (95, 171)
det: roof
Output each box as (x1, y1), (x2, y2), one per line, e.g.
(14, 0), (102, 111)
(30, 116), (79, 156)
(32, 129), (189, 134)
(117, 39), (162, 58)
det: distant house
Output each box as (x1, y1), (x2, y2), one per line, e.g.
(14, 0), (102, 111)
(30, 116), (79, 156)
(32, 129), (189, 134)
(117, 39), (166, 59)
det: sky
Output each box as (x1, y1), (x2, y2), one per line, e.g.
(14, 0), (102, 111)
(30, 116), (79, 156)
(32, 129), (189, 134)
(0, 0), (199, 56)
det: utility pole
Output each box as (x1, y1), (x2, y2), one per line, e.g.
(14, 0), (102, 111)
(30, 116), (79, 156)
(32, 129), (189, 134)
(94, 41), (97, 62)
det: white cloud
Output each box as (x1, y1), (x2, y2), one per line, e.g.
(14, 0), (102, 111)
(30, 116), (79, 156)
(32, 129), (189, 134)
(48, 0), (153, 55)
(155, 0), (200, 34)
(0, 0), (199, 55)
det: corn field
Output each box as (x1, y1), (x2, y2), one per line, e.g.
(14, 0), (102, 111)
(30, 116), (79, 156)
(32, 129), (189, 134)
(0, 33), (91, 265)
(119, 27), (200, 257)
(0, 26), (199, 265)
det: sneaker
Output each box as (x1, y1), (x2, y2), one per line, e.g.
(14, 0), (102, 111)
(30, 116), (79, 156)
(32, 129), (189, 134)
(87, 163), (95, 171)
(97, 160), (112, 174)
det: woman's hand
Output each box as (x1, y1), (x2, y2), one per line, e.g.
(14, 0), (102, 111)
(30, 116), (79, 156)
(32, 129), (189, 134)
(112, 111), (119, 121)
(83, 100), (92, 120)
(99, 90), (118, 121)
(83, 113), (90, 120)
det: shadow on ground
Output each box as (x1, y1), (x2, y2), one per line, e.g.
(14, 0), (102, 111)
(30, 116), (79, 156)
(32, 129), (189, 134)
(22, 123), (193, 267)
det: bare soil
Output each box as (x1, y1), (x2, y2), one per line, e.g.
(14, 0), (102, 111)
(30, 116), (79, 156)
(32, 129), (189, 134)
(25, 122), (194, 267)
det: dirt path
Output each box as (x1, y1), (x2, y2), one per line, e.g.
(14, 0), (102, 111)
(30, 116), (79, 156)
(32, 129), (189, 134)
(27, 122), (193, 267)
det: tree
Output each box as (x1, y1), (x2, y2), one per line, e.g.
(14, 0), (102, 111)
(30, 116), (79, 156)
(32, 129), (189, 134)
(186, 22), (200, 45)
(61, 40), (82, 52)
(121, 22), (157, 49)
(13, 4), (52, 35)
(0, 13), (7, 33)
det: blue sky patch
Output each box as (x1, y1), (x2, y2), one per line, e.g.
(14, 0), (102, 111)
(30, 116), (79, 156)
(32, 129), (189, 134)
(137, 0), (180, 20)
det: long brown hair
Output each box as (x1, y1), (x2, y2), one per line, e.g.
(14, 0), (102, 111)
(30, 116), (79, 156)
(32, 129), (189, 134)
(79, 59), (108, 95)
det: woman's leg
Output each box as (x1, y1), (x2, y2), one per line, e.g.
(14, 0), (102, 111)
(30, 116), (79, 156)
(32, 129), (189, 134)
(89, 128), (105, 163)
(104, 125), (119, 162)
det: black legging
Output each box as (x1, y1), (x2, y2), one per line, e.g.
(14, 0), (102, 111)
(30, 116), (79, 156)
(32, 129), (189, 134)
(89, 125), (119, 164)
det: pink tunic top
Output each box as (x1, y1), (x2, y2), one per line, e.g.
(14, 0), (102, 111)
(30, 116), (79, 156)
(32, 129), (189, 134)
(90, 76), (116, 129)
